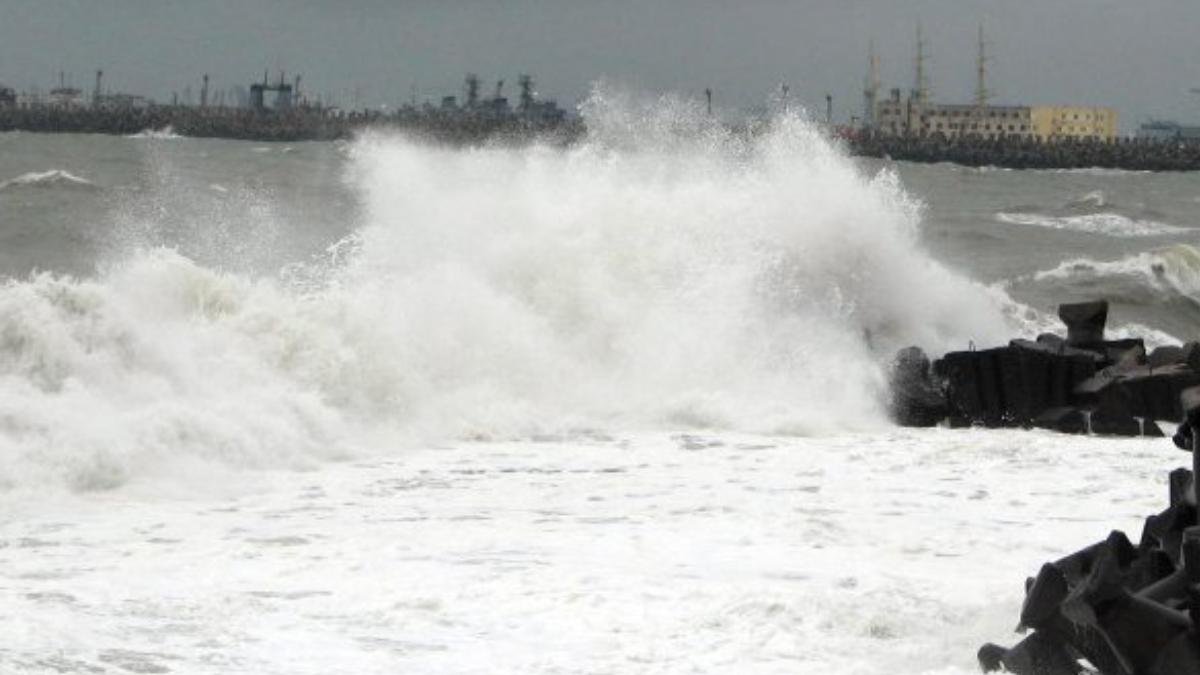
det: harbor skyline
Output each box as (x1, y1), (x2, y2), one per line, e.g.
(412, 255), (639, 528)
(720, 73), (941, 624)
(1, 0), (1197, 132)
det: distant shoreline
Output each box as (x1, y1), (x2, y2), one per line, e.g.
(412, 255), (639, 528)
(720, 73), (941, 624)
(847, 133), (1200, 172)
(0, 105), (584, 146)
(6, 107), (1200, 172)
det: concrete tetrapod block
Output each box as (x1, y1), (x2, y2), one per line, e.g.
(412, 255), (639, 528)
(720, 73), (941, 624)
(1059, 300), (1109, 347)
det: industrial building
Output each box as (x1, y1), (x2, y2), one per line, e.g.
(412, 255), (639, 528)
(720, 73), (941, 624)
(874, 91), (1034, 140)
(1030, 106), (1117, 142)
(863, 26), (1117, 143)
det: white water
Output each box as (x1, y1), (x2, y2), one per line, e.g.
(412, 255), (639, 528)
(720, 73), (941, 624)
(1033, 243), (1200, 305)
(994, 211), (1187, 238)
(127, 126), (183, 140)
(0, 102), (1013, 492)
(8, 98), (1125, 675)
(0, 169), (97, 191)
(0, 429), (1178, 675)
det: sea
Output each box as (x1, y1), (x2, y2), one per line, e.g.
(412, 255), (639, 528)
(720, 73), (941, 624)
(1, 96), (1198, 674)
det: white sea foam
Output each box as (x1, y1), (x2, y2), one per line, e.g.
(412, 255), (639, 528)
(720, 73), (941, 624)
(995, 211), (1187, 237)
(0, 169), (97, 191)
(0, 429), (1178, 674)
(127, 125), (182, 140)
(1068, 189), (1106, 208)
(0, 91), (1015, 491)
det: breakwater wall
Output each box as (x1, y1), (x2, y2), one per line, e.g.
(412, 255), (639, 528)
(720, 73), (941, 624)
(0, 105), (583, 145)
(850, 133), (1200, 171)
(5, 105), (1200, 172)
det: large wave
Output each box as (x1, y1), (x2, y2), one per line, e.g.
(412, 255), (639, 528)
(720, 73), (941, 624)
(1031, 244), (1200, 307)
(0, 90), (1013, 491)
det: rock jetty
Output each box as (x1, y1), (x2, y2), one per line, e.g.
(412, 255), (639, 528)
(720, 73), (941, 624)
(890, 300), (1197, 437)
(890, 301), (1200, 673)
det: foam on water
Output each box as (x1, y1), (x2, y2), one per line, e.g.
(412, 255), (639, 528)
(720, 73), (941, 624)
(994, 211), (1187, 237)
(0, 169), (97, 191)
(0, 429), (1178, 675)
(0, 92), (1014, 491)
(127, 125), (183, 140)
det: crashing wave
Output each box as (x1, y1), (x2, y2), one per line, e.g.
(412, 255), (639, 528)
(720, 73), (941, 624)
(1033, 244), (1200, 303)
(0, 85), (1017, 491)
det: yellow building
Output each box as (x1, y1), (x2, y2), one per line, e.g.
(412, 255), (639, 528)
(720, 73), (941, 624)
(1030, 106), (1118, 142)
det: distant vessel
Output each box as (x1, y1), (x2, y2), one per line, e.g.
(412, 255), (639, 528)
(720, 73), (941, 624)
(1136, 120), (1200, 143)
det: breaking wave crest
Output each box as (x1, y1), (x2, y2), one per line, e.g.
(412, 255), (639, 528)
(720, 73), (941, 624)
(0, 169), (97, 191)
(1033, 244), (1200, 305)
(0, 89), (1013, 491)
(127, 125), (182, 140)
(994, 211), (1187, 238)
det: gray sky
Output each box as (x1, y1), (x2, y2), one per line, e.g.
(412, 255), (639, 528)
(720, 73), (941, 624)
(2, 0), (1198, 131)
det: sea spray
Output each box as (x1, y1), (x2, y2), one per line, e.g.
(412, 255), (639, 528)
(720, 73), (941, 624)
(0, 92), (1012, 491)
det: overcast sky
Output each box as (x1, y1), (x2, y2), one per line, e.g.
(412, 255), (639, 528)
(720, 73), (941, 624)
(1, 0), (1198, 131)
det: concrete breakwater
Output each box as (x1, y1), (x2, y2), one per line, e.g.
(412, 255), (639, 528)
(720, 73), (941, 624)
(851, 133), (1200, 171)
(890, 301), (1200, 673)
(0, 105), (583, 144)
(6, 105), (1200, 172)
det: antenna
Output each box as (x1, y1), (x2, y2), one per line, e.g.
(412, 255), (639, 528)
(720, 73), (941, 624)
(975, 23), (991, 108)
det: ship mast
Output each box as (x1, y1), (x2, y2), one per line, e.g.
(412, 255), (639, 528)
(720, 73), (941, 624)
(913, 23), (930, 106)
(863, 39), (880, 128)
(975, 24), (991, 109)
